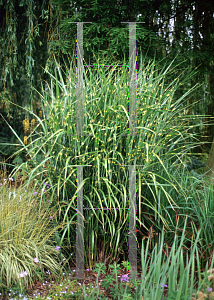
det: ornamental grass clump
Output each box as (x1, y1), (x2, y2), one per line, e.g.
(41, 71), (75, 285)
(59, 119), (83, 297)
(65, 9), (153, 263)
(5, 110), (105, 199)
(3, 51), (206, 269)
(1, 50), (214, 299)
(0, 164), (73, 297)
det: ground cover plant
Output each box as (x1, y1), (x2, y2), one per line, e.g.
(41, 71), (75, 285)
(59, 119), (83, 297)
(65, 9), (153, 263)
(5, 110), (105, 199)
(0, 51), (214, 299)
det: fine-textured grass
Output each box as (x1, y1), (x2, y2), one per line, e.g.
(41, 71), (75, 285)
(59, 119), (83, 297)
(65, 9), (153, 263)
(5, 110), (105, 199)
(1, 50), (214, 299)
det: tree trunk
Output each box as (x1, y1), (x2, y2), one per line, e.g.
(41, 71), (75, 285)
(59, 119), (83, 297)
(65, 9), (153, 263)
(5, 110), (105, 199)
(198, 3), (214, 187)
(202, 69), (214, 187)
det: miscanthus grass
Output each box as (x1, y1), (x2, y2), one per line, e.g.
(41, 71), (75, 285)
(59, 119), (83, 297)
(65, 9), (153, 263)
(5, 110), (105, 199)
(0, 51), (214, 299)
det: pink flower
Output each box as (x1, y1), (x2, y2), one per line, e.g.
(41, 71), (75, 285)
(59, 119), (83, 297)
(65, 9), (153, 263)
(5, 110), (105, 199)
(20, 271), (28, 277)
(34, 257), (39, 263)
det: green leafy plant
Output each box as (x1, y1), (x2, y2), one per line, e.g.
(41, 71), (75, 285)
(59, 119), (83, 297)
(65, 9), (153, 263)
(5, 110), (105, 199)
(0, 165), (72, 298)
(0, 51), (214, 300)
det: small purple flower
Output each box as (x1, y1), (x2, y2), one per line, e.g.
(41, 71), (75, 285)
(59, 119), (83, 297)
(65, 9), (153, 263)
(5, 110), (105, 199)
(121, 274), (129, 282)
(56, 246), (61, 251)
(208, 287), (213, 292)
(34, 257), (39, 263)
